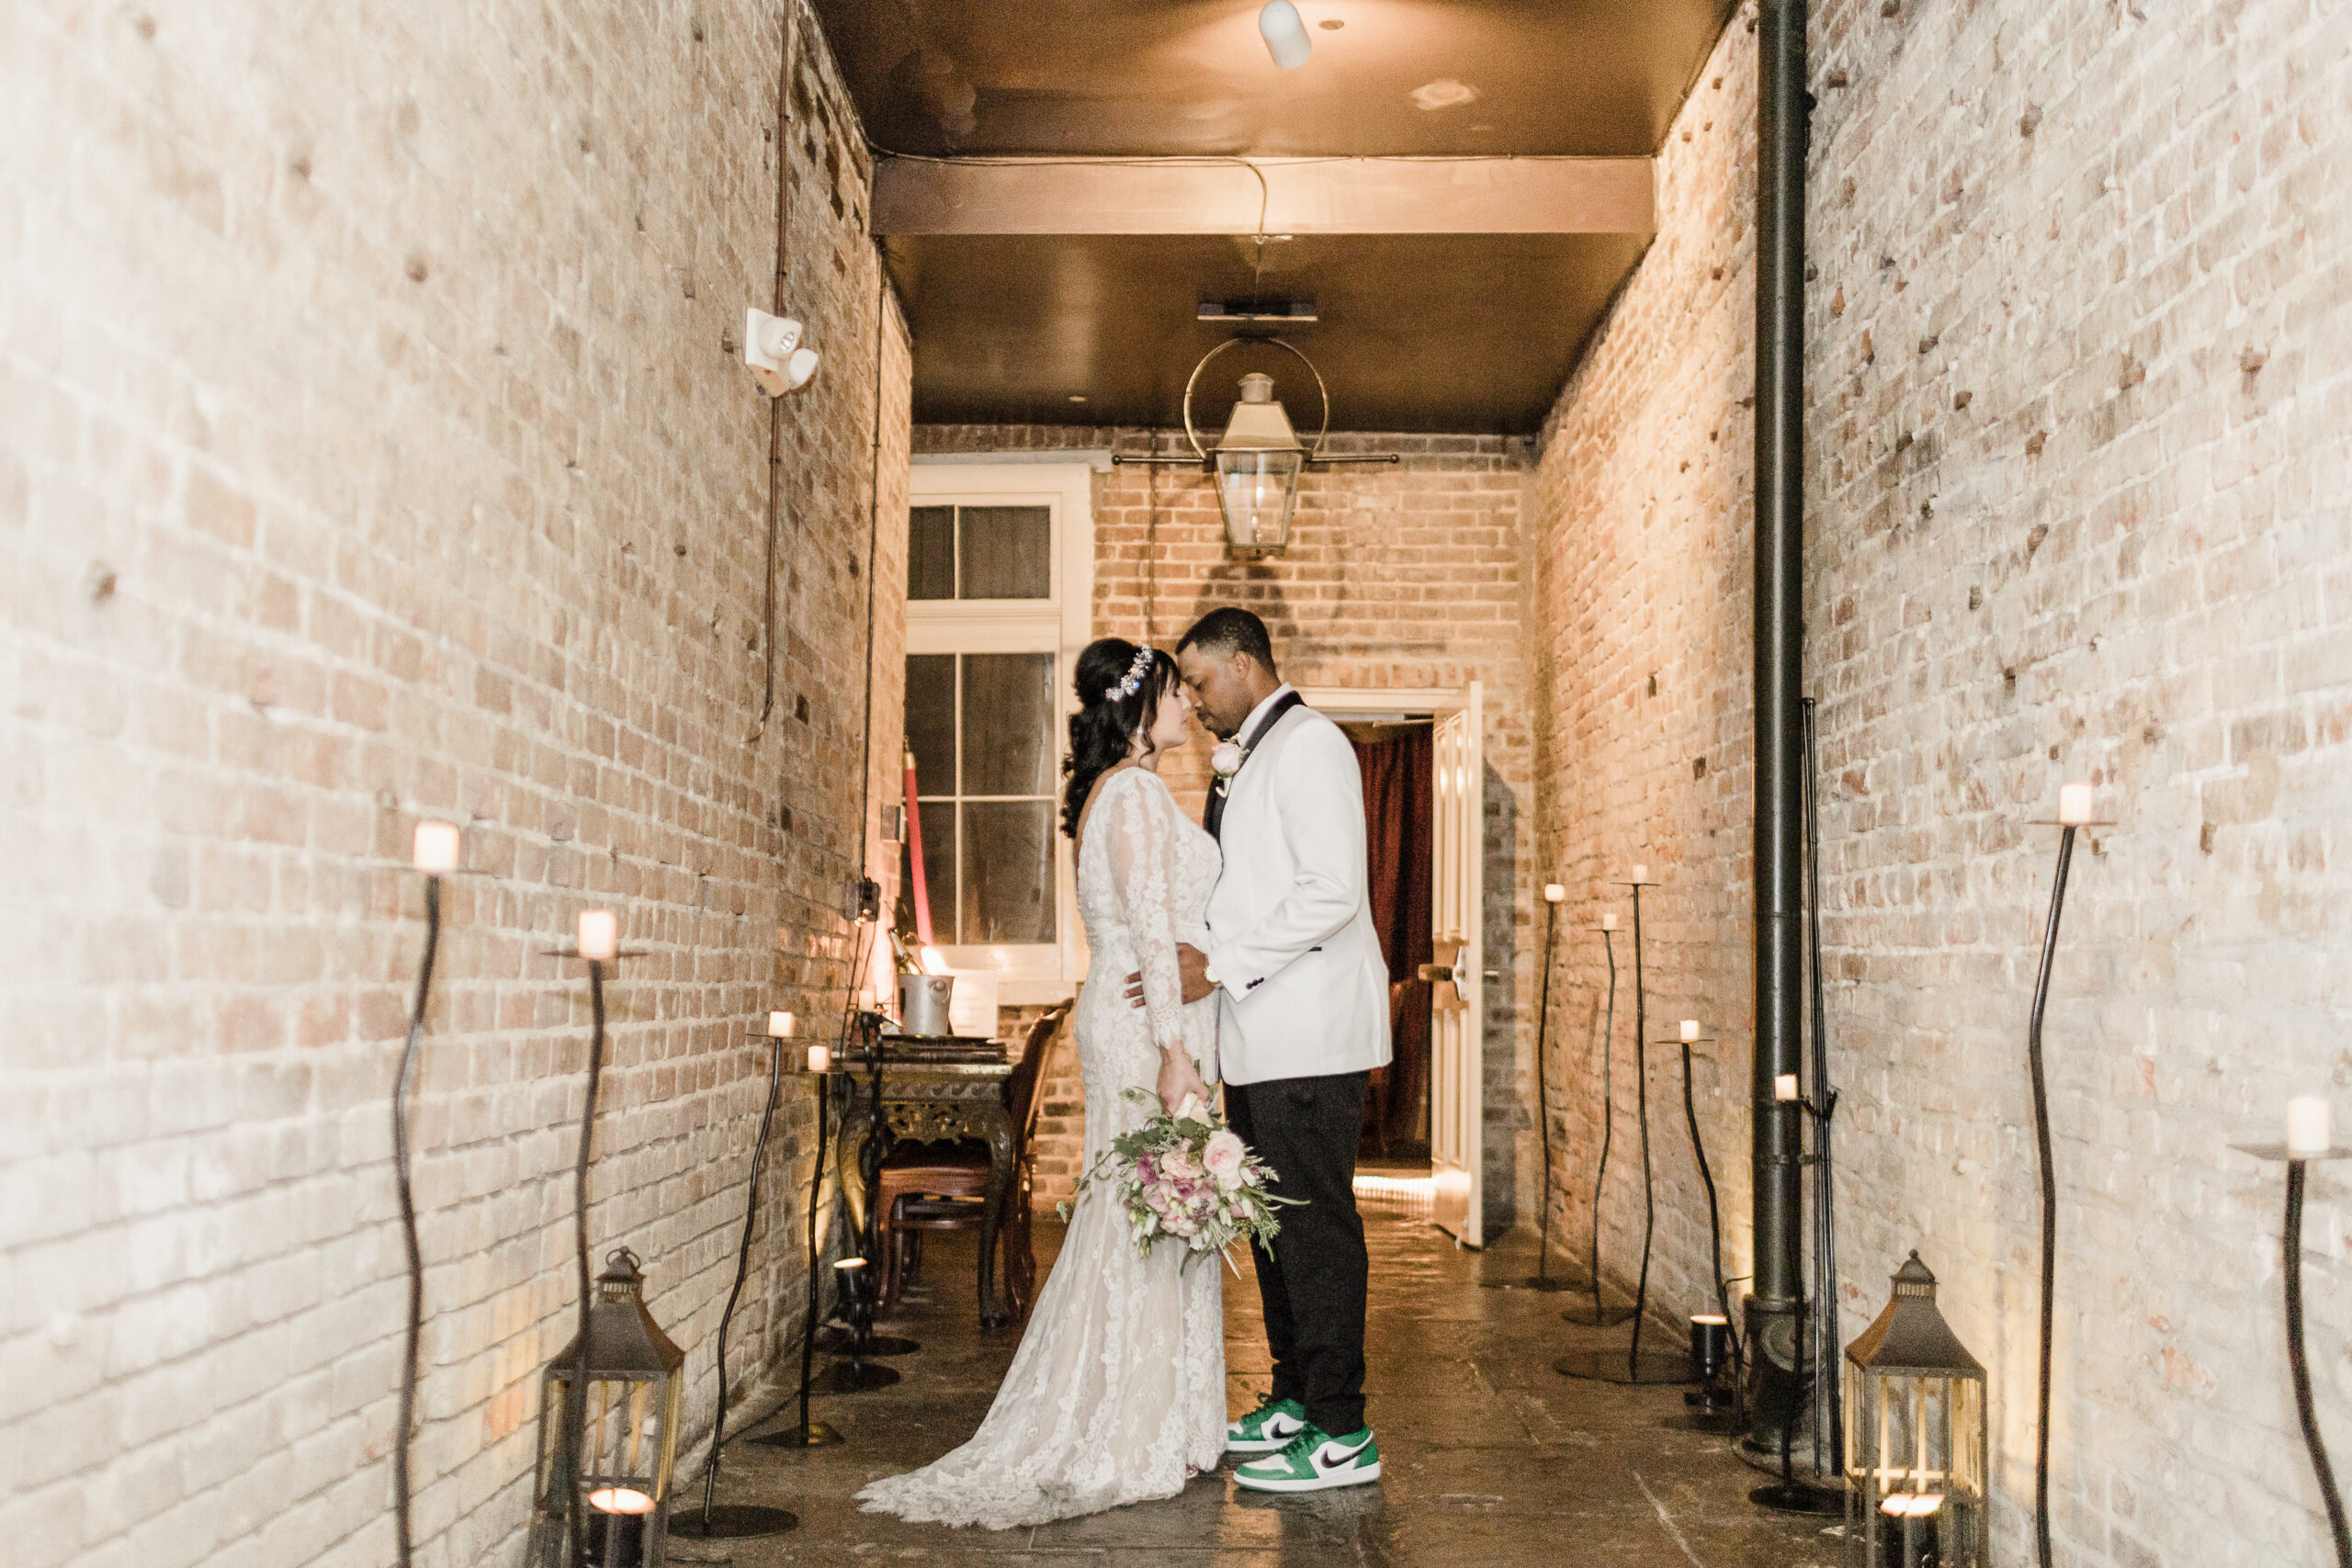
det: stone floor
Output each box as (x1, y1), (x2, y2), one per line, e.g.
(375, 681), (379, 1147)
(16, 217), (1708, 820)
(683, 1204), (1843, 1567)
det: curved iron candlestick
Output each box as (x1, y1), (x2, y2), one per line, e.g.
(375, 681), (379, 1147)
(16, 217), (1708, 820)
(392, 875), (443, 1568)
(1628, 880), (1657, 1376)
(2229, 1142), (2352, 1567)
(560, 959), (612, 1568)
(678, 1030), (800, 1538)
(752, 1037), (848, 1449)
(2288, 1160), (2352, 1567)
(1566, 925), (1632, 1326)
(2026, 824), (2076, 1568)
(1494, 897), (1571, 1291)
(1676, 1036), (1740, 1378)
(1533, 897), (1562, 1282)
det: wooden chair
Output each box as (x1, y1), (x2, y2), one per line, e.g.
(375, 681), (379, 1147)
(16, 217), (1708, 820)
(878, 1000), (1070, 1319)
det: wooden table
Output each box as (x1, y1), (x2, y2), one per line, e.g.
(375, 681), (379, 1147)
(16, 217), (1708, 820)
(835, 1051), (1019, 1328)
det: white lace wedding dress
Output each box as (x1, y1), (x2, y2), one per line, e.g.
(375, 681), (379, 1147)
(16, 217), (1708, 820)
(856, 765), (1227, 1529)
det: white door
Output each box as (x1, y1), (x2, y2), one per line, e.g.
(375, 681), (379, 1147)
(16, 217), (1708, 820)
(1428, 682), (1485, 1245)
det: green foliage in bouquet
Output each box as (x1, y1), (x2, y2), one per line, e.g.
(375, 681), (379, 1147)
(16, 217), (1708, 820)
(1061, 1087), (1300, 1274)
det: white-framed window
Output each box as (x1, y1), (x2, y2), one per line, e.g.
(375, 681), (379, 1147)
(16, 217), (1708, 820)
(903, 460), (1096, 1001)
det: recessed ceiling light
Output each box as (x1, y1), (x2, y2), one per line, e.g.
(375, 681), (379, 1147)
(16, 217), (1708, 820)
(1317, 17), (1344, 28)
(1068, 394), (1088, 402)
(1408, 77), (1481, 111)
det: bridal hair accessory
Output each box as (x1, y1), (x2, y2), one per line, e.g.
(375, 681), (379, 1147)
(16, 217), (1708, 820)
(1102, 644), (1155, 703)
(1210, 741), (1245, 778)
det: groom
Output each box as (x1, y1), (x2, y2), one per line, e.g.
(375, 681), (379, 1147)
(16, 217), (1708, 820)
(1131, 606), (1390, 1493)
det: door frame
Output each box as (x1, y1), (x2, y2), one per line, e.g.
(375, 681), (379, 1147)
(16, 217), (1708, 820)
(1297, 683), (1485, 1245)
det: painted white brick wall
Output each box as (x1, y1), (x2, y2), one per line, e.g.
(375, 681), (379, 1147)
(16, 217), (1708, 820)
(0, 3), (909, 1564)
(1535, 1), (2352, 1563)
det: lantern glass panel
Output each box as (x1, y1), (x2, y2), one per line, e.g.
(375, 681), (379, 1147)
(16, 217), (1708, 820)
(1844, 1252), (1988, 1568)
(524, 1250), (684, 1568)
(1214, 449), (1302, 550)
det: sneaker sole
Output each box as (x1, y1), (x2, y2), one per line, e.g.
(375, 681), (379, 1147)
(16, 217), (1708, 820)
(1231, 1459), (1382, 1493)
(1223, 1434), (1297, 1457)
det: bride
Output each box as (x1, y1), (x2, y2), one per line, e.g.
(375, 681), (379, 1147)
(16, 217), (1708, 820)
(856, 637), (1227, 1529)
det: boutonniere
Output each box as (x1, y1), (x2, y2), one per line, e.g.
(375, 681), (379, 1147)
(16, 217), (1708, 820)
(1210, 741), (1246, 783)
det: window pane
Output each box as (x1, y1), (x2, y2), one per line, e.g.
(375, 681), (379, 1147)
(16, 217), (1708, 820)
(961, 801), (1057, 944)
(961, 652), (1056, 797)
(910, 801), (956, 942)
(909, 506), (955, 600)
(904, 654), (956, 796)
(957, 505), (1051, 599)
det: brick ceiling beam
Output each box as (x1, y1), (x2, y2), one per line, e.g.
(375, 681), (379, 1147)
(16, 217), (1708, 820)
(872, 155), (1657, 237)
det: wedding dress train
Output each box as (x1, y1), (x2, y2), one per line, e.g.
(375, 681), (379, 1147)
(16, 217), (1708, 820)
(855, 765), (1227, 1529)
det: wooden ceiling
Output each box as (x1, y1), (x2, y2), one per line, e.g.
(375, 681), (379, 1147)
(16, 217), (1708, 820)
(809, 0), (1739, 434)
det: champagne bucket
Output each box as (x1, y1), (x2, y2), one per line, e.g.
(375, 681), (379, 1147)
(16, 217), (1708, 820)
(898, 973), (956, 1037)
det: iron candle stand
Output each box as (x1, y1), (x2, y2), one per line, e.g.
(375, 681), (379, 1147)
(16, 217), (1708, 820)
(751, 1030), (851, 1450)
(2232, 1136), (2352, 1568)
(1490, 886), (1574, 1291)
(2023, 795), (2109, 1568)
(1564, 914), (1635, 1327)
(537, 919), (647, 1568)
(673, 1021), (807, 1540)
(1559, 876), (1693, 1383)
(390, 820), (465, 1568)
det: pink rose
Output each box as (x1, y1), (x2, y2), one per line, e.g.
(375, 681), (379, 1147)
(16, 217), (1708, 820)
(1204, 1130), (1247, 1182)
(1161, 1145), (1201, 1180)
(1211, 741), (1245, 778)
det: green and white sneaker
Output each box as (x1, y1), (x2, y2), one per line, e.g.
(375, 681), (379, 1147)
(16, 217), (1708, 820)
(1231, 1424), (1381, 1492)
(1225, 1395), (1307, 1456)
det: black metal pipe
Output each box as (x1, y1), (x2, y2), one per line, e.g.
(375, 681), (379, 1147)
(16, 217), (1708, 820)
(702, 1032), (789, 1526)
(1628, 883), (1657, 1377)
(1534, 898), (1561, 1279)
(1585, 927), (1621, 1323)
(1801, 697), (1842, 1479)
(1747, 0), (1812, 1442)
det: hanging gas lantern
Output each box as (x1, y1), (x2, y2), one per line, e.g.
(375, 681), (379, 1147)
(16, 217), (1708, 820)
(1209, 371), (1306, 550)
(526, 1248), (685, 1568)
(1109, 335), (1396, 555)
(1844, 1251), (1989, 1568)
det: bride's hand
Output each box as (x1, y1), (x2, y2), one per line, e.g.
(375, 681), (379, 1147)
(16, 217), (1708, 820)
(1157, 1049), (1213, 1118)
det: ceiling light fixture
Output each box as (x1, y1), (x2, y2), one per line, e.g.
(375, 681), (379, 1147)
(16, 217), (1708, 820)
(1259, 1), (1312, 69)
(1111, 336), (1397, 555)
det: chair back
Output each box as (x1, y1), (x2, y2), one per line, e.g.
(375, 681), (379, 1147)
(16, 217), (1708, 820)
(1005, 1001), (1071, 1154)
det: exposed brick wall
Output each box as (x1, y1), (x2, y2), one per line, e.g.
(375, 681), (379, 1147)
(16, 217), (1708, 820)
(914, 427), (1538, 1229)
(1533, 2), (2352, 1564)
(0, 5), (907, 1566)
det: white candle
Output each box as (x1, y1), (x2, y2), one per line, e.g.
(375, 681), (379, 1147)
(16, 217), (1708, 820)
(1544, 883), (1566, 904)
(2058, 783), (2095, 827)
(1680, 1019), (1701, 1043)
(412, 820), (460, 874)
(2288, 1097), (2332, 1156)
(1774, 1073), (1801, 1102)
(1631, 863), (1648, 884)
(1601, 911), (1618, 931)
(766, 1010), (796, 1038)
(577, 909), (618, 961)
(806, 1044), (831, 1074)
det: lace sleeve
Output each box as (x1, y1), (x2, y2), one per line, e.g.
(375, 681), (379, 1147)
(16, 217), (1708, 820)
(1104, 771), (1189, 1058)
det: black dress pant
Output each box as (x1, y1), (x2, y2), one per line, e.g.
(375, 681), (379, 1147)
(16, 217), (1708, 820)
(1226, 1070), (1371, 1438)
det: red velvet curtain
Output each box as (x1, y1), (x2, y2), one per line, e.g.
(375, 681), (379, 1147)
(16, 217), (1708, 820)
(1351, 725), (1433, 1156)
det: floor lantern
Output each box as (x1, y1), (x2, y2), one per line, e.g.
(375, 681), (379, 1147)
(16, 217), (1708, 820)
(526, 1248), (685, 1568)
(1844, 1252), (1988, 1568)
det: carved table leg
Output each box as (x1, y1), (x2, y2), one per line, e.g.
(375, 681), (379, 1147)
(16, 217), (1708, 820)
(977, 1105), (1016, 1328)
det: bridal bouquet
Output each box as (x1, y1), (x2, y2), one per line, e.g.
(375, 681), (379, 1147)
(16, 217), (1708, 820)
(1063, 1089), (1294, 1273)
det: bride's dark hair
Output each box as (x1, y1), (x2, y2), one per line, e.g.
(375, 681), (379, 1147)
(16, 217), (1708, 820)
(1061, 637), (1182, 840)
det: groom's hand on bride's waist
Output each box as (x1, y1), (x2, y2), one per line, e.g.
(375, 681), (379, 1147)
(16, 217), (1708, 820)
(1125, 943), (1217, 1006)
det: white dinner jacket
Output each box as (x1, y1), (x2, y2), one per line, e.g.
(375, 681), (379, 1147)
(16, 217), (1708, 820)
(1204, 697), (1394, 1087)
